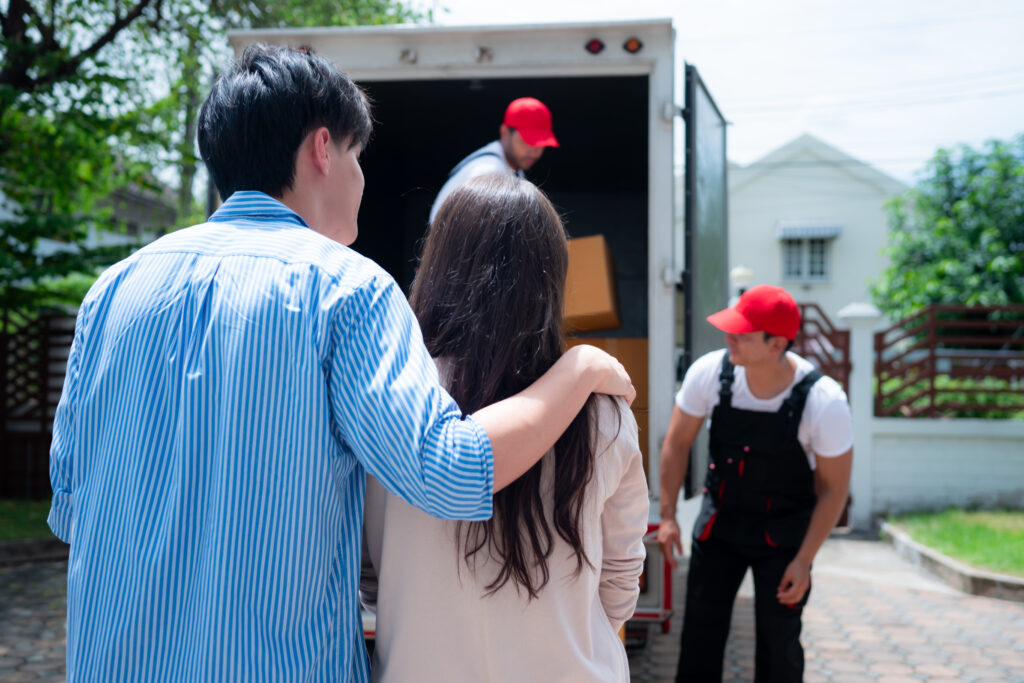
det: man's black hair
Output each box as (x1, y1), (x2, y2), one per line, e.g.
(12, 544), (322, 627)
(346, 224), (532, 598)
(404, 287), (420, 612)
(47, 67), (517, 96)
(764, 331), (795, 352)
(198, 44), (372, 201)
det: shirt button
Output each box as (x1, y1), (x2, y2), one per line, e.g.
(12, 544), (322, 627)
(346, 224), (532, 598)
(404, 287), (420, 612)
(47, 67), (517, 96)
(743, 446), (751, 453)
(709, 463), (716, 470)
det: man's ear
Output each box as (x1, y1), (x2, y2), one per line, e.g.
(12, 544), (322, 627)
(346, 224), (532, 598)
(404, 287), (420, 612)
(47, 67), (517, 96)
(499, 124), (511, 142)
(310, 127), (332, 176)
(768, 335), (789, 355)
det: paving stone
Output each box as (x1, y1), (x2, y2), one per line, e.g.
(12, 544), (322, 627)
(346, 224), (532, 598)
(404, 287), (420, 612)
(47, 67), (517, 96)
(827, 659), (871, 673)
(913, 662), (960, 677)
(869, 661), (916, 676)
(959, 666), (1013, 679)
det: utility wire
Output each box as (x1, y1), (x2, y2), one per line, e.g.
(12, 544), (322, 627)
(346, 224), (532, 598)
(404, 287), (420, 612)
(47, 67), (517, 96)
(727, 65), (1024, 110)
(678, 10), (1024, 42)
(733, 86), (1024, 117)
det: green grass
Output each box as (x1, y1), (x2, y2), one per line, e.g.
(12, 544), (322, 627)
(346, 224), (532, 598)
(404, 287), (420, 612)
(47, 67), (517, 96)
(889, 509), (1024, 577)
(0, 499), (56, 542)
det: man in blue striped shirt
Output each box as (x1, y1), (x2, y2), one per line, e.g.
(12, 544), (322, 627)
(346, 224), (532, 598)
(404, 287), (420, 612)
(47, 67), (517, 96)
(48, 45), (634, 682)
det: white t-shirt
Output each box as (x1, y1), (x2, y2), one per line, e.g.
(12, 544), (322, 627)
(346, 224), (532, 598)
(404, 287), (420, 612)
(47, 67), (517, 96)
(429, 140), (522, 223)
(675, 350), (853, 468)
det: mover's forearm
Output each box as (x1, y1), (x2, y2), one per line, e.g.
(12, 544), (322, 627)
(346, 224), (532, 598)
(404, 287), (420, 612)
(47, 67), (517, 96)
(795, 450), (853, 564)
(658, 408), (703, 520)
(659, 447), (689, 520)
(794, 488), (846, 565)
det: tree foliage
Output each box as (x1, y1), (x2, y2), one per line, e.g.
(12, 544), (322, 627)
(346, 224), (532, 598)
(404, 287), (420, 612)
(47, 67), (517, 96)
(0, 0), (427, 309)
(159, 0), (429, 224)
(873, 135), (1024, 321)
(1, 0), (172, 308)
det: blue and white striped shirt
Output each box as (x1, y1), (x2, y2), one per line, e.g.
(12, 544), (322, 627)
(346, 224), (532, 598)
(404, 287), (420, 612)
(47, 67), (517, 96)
(48, 191), (495, 682)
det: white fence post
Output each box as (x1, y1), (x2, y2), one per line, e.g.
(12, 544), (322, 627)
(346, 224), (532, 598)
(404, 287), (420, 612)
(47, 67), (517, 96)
(838, 302), (882, 530)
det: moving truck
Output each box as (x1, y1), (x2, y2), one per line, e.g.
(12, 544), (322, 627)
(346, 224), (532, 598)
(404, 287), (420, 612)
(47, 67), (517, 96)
(229, 18), (729, 648)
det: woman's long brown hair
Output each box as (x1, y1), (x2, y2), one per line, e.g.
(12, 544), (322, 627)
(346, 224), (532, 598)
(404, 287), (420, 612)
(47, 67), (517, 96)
(409, 173), (610, 599)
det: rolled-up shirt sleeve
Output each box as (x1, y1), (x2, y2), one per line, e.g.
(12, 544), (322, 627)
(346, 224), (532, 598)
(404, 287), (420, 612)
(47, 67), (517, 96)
(328, 276), (494, 521)
(48, 307), (87, 543)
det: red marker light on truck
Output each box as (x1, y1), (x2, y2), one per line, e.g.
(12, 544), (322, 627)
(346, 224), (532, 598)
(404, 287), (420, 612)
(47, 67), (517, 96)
(585, 38), (605, 54)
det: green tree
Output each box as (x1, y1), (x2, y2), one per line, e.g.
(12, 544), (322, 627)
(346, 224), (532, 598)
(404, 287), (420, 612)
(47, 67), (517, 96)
(873, 135), (1024, 321)
(1, 1), (429, 310)
(159, 0), (429, 225)
(1, 1), (178, 309)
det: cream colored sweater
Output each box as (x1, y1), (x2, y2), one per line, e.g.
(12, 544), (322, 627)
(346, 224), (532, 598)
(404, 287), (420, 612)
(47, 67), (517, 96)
(360, 390), (648, 683)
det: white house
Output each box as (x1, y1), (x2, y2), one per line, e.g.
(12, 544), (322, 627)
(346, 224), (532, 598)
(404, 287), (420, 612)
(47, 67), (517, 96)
(728, 134), (907, 324)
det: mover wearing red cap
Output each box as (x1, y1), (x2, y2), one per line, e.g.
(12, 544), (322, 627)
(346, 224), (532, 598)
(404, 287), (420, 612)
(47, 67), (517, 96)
(429, 97), (559, 223)
(658, 284), (853, 682)
(706, 284), (801, 340)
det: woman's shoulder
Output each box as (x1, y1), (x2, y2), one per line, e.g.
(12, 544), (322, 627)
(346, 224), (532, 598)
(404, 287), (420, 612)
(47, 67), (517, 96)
(590, 396), (640, 464)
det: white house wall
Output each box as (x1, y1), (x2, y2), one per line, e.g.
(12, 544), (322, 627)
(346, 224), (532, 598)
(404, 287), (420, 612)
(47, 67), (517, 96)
(728, 135), (906, 324)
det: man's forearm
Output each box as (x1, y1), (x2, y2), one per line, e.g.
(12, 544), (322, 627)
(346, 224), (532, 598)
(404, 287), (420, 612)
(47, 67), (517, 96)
(659, 447), (689, 520)
(795, 486), (848, 565)
(474, 345), (629, 492)
(796, 451), (853, 564)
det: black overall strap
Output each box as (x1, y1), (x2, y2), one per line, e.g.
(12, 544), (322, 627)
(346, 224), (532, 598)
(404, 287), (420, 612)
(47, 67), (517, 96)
(718, 351), (735, 408)
(781, 367), (823, 436)
(447, 148), (504, 178)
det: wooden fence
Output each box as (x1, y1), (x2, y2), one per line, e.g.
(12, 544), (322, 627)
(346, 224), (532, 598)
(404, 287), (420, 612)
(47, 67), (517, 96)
(794, 302), (851, 392)
(1, 310), (76, 498)
(874, 304), (1024, 418)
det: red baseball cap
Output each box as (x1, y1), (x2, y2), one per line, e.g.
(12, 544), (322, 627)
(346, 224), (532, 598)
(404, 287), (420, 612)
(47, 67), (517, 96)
(706, 285), (801, 340)
(503, 97), (559, 148)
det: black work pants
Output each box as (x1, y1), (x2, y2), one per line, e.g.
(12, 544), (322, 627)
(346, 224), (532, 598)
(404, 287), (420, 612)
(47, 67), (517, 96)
(675, 536), (810, 683)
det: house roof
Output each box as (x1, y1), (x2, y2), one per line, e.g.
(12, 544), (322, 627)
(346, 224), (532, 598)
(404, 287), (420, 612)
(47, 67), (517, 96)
(730, 133), (908, 197)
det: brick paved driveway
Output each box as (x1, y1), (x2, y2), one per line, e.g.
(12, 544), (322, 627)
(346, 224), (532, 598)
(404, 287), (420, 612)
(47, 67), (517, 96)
(3, 538), (1023, 682)
(0, 561), (66, 682)
(629, 538), (1024, 682)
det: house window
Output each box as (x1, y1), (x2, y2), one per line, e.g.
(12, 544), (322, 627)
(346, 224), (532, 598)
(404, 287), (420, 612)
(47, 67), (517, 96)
(782, 238), (829, 281)
(777, 222), (841, 283)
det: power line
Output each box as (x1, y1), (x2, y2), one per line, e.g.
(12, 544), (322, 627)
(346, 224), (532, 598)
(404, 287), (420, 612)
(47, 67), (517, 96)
(678, 10), (1024, 43)
(727, 65), (1024, 110)
(733, 86), (1024, 118)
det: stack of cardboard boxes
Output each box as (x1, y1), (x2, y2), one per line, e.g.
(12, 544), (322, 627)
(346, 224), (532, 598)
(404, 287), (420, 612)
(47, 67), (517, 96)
(564, 235), (651, 473)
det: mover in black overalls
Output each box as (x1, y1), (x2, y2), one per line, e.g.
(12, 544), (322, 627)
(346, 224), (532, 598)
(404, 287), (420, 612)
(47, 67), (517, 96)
(656, 285), (854, 682)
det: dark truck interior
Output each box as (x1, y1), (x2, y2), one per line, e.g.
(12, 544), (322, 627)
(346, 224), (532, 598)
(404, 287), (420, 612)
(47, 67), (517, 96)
(353, 75), (649, 338)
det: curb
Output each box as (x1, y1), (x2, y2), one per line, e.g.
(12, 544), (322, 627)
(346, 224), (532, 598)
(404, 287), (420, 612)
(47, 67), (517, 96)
(0, 537), (69, 567)
(880, 521), (1024, 603)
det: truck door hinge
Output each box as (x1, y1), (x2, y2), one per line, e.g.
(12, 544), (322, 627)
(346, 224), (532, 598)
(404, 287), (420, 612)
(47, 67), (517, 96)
(661, 266), (683, 287)
(661, 102), (684, 123)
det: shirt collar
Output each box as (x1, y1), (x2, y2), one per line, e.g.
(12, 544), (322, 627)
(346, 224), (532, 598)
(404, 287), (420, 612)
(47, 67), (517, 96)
(209, 191), (311, 229)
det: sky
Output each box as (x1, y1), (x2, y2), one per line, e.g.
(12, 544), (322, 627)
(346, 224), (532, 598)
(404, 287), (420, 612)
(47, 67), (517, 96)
(425, 0), (1024, 185)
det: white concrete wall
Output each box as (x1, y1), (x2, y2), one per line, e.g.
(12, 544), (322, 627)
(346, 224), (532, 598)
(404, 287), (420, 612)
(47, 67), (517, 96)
(870, 419), (1024, 515)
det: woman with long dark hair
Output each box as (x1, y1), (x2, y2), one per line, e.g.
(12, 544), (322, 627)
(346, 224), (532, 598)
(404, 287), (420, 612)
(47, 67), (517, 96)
(360, 173), (648, 682)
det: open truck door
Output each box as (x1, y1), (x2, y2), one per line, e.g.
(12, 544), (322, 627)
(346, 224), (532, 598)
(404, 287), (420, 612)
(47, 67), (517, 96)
(680, 64), (730, 495)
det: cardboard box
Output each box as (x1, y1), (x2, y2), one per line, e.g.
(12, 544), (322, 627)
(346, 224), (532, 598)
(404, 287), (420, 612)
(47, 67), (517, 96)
(566, 336), (650, 472)
(565, 337), (648, 410)
(565, 235), (620, 332)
